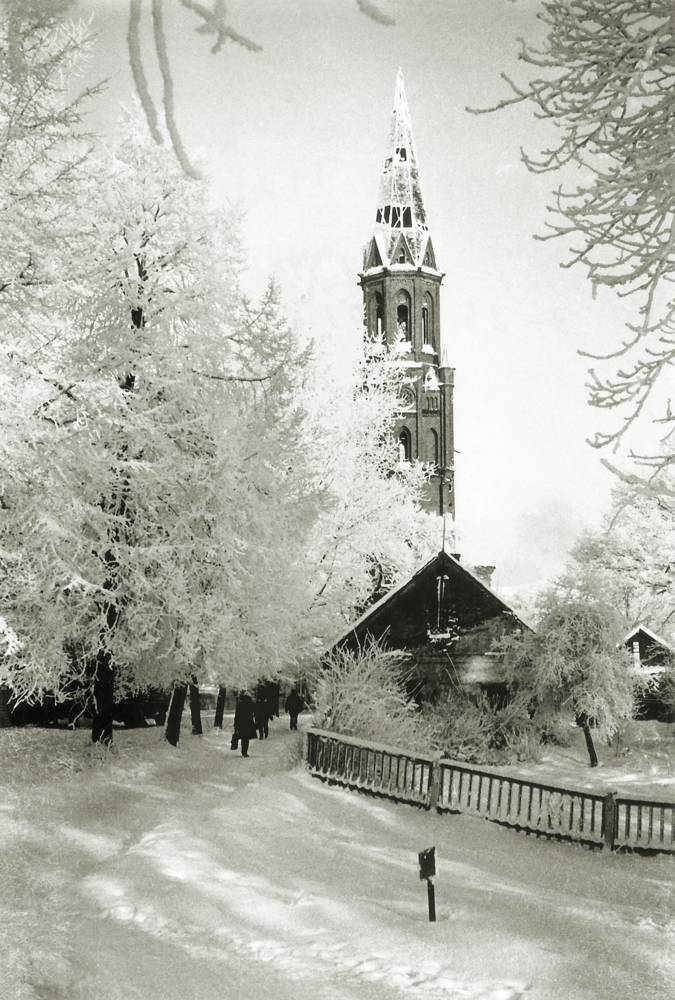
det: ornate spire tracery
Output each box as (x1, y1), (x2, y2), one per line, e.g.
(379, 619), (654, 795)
(366, 69), (437, 271)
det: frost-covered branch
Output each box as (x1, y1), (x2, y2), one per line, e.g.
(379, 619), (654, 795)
(474, 1), (675, 468)
(128, 0), (163, 145)
(125, 0), (394, 179)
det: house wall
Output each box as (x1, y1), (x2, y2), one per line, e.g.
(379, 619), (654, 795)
(404, 614), (518, 701)
(331, 553), (529, 704)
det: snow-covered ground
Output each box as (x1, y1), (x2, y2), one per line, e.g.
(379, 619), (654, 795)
(2, 715), (675, 1000)
(462, 720), (675, 800)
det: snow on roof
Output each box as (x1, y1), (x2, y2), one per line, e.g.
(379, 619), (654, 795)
(327, 549), (534, 651)
(619, 623), (674, 652)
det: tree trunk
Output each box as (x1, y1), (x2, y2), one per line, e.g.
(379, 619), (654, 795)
(213, 686), (226, 728)
(165, 683), (187, 746)
(580, 719), (599, 767)
(189, 682), (202, 735)
(91, 649), (115, 745)
(91, 299), (141, 745)
(0, 684), (12, 728)
(92, 589), (118, 745)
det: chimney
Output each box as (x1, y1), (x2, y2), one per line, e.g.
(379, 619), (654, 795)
(474, 565), (496, 588)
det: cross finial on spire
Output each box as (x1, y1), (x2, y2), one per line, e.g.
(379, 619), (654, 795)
(394, 67), (407, 112)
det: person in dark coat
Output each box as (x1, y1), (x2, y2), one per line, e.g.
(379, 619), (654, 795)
(254, 694), (269, 740)
(285, 688), (305, 731)
(233, 693), (257, 757)
(263, 683), (277, 724)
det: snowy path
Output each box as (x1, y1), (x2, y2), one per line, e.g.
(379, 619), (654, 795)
(4, 718), (675, 999)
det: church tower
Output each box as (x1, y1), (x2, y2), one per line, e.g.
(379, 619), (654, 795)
(359, 70), (455, 517)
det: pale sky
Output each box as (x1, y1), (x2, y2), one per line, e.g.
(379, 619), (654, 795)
(73, 0), (642, 589)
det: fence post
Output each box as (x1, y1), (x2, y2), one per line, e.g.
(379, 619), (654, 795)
(603, 791), (617, 850)
(428, 754), (441, 811)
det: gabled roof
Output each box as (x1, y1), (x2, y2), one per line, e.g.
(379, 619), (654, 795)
(363, 236), (384, 270)
(389, 232), (415, 266)
(421, 235), (437, 270)
(328, 549), (532, 653)
(620, 624), (674, 653)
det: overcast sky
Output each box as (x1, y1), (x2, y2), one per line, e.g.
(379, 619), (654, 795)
(72, 0), (643, 589)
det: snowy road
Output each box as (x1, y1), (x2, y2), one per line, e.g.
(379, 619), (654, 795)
(4, 718), (675, 999)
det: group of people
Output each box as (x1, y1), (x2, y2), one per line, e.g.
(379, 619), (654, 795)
(232, 688), (306, 757)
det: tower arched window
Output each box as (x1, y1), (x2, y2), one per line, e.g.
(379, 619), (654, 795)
(428, 428), (438, 466)
(396, 290), (412, 341)
(398, 428), (411, 463)
(375, 291), (384, 339)
(397, 303), (409, 339)
(423, 293), (434, 348)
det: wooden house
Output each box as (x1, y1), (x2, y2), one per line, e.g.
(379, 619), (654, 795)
(620, 624), (674, 722)
(327, 549), (531, 704)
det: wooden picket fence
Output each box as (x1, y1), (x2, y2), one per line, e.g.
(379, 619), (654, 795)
(305, 727), (675, 854)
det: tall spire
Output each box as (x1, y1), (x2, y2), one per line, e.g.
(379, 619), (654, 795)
(367, 69), (436, 271)
(359, 71), (452, 518)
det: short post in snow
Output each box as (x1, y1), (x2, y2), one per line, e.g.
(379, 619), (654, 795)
(418, 846), (436, 922)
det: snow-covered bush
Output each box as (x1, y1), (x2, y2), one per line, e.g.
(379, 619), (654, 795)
(421, 693), (493, 763)
(311, 640), (553, 763)
(423, 689), (541, 765)
(309, 639), (434, 752)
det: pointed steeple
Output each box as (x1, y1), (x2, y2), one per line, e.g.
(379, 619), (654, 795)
(366, 69), (436, 270)
(359, 73), (452, 520)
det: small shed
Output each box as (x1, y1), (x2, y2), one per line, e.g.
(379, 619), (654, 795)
(620, 624), (674, 722)
(621, 624), (674, 670)
(327, 549), (531, 703)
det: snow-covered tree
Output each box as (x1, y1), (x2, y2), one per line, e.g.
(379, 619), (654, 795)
(309, 638), (429, 750)
(0, 5), (99, 306)
(477, 1), (675, 479)
(0, 39), (321, 739)
(499, 570), (638, 766)
(302, 333), (442, 640)
(0, 5), (432, 742)
(569, 480), (675, 640)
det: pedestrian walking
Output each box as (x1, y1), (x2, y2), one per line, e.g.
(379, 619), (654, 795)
(263, 683), (277, 724)
(254, 693), (269, 739)
(285, 688), (305, 731)
(233, 693), (257, 757)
